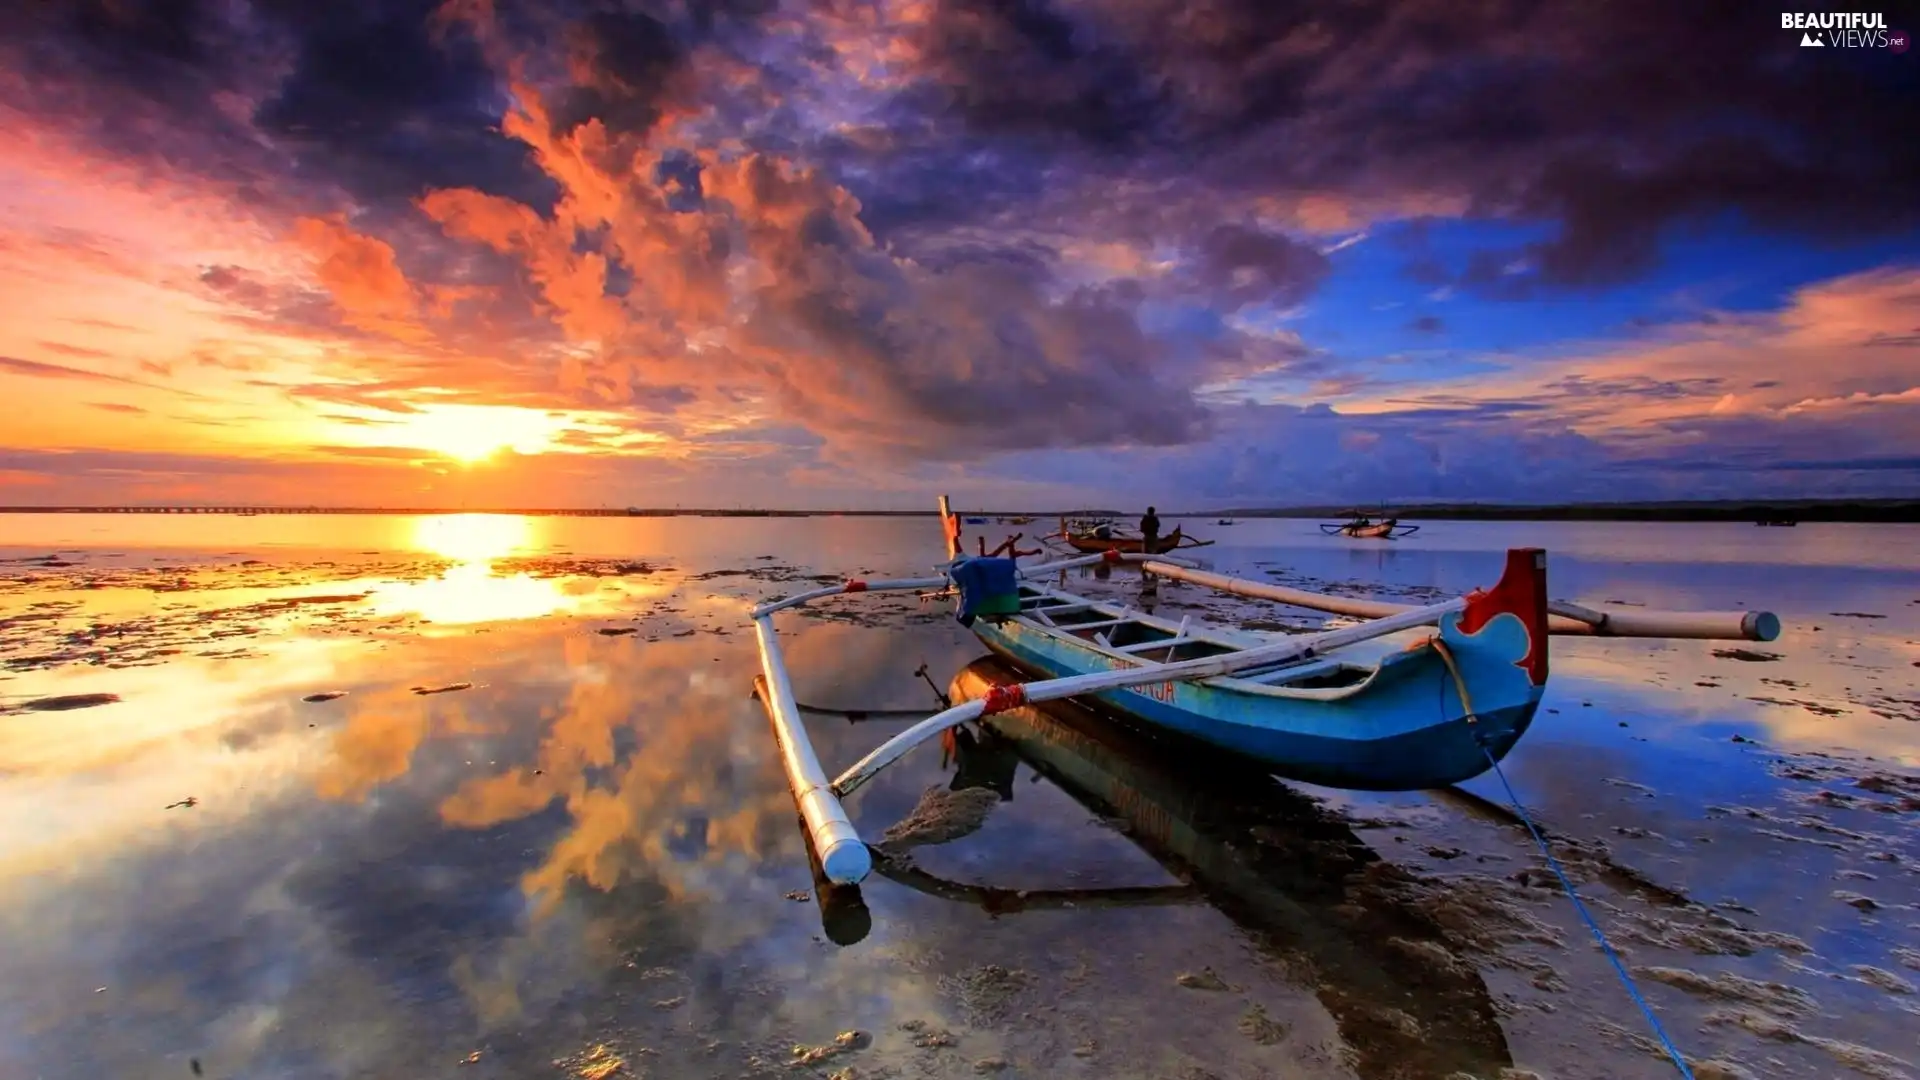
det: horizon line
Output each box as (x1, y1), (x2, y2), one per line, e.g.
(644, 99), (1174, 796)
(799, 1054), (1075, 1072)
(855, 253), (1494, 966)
(1, 496), (1916, 517)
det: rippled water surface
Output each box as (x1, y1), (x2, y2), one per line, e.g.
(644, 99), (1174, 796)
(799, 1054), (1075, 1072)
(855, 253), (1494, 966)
(2, 514), (1917, 1080)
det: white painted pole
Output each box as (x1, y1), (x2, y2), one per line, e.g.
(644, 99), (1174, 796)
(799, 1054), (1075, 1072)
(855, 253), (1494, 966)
(751, 575), (950, 620)
(1143, 561), (1411, 621)
(753, 616), (872, 884)
(1140, 561), (1778, 642)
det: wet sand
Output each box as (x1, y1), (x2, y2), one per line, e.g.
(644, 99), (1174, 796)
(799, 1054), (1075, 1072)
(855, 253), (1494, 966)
(1, 514), (1916, 1079)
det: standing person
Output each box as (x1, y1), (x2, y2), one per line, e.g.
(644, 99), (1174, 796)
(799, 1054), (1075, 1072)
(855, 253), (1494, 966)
(1140, 505), (1161, 552)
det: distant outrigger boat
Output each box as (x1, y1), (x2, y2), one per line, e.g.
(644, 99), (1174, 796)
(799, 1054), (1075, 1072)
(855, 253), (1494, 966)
(1049, 515), (1214, 555)
(1321, 509), (1419, 539)
(749, 496), (1780, 886)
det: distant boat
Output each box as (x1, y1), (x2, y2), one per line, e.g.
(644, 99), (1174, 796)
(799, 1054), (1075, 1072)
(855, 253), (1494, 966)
(1216, 518), (1236, 526)
(1320, 509), (1419, 540)
(964, 516), (989, 525)
(1754, 518), (1798, 527)
(1050, 517), (1213, 555)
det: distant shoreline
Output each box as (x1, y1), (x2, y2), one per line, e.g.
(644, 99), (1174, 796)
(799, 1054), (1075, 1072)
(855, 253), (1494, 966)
(0, 499), (1916, 523)
(1200, 500), (1920, 524)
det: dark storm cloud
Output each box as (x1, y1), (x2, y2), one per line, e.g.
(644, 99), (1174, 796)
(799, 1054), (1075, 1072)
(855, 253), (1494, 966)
(251, 0), (559, 208)
(0, 0), (569, 212)
(1191, 224), (1330, 307)
(547, 9), (685, 136)
(893, 0), (1920, 289)
(906, 0), (1170, 151)
(706, 156), (1217, 452)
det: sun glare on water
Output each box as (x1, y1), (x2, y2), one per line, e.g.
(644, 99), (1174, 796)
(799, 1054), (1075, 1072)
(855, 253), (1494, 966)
(411, 513), (534, 563)
(360, 514), (585, 625)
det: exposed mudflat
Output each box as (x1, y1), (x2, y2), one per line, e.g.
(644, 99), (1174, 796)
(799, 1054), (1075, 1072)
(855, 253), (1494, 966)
(1, 515), (1915, 1079)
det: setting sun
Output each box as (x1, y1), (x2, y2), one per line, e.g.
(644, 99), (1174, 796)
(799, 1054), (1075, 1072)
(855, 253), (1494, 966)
(390, 404), (576, 463)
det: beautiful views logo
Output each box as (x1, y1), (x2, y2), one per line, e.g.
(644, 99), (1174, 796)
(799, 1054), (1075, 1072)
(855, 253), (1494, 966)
(1782, 11), (1908, 49)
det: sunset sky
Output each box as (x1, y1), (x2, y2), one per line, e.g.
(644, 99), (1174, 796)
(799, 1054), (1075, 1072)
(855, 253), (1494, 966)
(1, 0), (1916, 509)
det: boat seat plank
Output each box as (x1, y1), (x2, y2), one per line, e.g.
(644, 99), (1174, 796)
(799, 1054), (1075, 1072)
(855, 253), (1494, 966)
(1022, 600), (1097, 616)
(1114, 634), (1202, 654)
(1066, 616), (1137, 632)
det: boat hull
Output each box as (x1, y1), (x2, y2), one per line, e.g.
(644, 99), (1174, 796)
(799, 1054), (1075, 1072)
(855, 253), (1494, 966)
(969, 611), (1542, 791)
(1319, 517), (1416, 539)
(1062, 526), (1186, 555)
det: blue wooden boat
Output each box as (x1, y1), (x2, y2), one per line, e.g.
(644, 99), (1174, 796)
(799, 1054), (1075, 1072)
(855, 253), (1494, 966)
(965, 551), (1544, 790)
(748, 495), (1781, 887)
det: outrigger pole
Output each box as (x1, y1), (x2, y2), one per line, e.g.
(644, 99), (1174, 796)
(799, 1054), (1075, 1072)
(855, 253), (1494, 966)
(752, 543), (1187, 885)
(1139, 562), (1779, 642)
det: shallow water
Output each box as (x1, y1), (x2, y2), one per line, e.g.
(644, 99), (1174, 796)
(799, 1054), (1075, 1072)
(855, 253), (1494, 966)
(1, 514), (1916, 1080)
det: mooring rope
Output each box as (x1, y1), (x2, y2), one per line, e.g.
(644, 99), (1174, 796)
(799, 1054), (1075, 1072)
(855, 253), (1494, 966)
(1430, 638), (1696, 1079)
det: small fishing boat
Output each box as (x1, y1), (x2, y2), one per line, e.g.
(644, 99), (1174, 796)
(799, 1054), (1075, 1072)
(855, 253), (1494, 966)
(1754, 518), (1798, 527)
(1320, 509), (1419, 539)
(1215, 518), (1236, 526)
(1059, 525), (1209, 554)
(749, 496), (1779, 887)
(1049, 515), (1213, 554)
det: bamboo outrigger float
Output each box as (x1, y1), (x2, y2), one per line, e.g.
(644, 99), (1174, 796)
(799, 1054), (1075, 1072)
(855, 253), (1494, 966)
(750, 496), (1781, 886)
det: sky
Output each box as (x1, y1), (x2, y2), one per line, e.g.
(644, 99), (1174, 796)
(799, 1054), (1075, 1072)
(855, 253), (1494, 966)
(1, 0), (1917, 510)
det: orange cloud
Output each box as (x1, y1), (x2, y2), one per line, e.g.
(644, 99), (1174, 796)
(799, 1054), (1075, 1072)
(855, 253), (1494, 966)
(418, 186), (627, 344)
(291, 215), (422, 340)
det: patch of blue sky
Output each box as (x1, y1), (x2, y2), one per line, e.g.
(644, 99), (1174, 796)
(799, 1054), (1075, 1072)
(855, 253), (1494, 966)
(1216, 215), (1920, 400)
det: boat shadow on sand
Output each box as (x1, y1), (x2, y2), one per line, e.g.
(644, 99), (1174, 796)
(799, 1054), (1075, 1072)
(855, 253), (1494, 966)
(856, 656), (1518, 1080)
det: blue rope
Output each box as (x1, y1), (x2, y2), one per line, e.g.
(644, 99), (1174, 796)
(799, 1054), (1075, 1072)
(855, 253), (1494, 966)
(1478, 744), (1696, 1078)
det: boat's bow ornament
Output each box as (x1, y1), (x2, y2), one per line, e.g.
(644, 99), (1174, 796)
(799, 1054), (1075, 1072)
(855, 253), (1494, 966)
(1452, 547), (1550, 688)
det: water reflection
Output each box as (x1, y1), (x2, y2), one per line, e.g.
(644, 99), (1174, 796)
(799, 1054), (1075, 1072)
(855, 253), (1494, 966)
(3, 515), (1916, 1080)
(408, 514), (539, 563)
(893, 658), (1515, 1080)
(359, 514), (654, 626)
